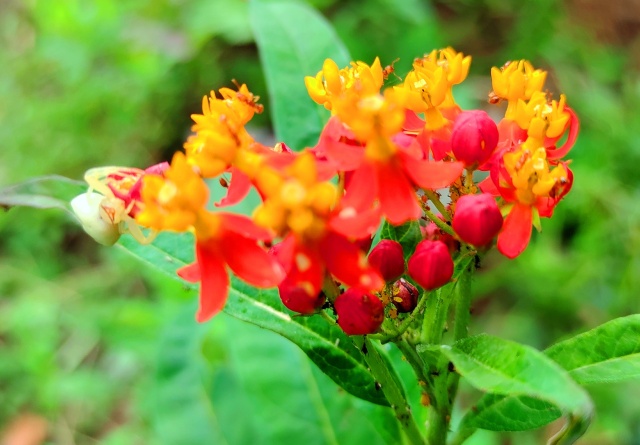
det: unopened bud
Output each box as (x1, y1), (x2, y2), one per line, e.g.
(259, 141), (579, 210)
(278, 283), (326, 314)
(451, 110), (499, 169)
(408, 240), (453, 291)
(71, 192), (121, 246)
(335, 289), (384, 335)
(391, 278), (419, 313)
(368, 240), (405, 282)
(452, 193), (503, 246)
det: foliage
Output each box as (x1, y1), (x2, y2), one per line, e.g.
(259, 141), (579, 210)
(2, 0), (640, 444)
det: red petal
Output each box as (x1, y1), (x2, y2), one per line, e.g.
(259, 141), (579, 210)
(497, 203), (533, 259)
(220, 230), (285, 287)
(215, 167), (252, 207)
(376, 160), (421, 225)
(330, 206), (382, 239)
(546, 107), (579, 160)
(317, 117), (365, 170)
(478, 176), (499, 196)
(177, 262), (200, 283)
(319, 231), (384, 292)
(403, 110), (425, 132)
(400, 151), (464, 190)
(220, 213), (273, 241)
(341, 161), (378, 211)
(195, 243), (229, 322)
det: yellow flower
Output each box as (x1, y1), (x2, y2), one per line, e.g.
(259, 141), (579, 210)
(393, 47), (470, 130)
(512, 92), (570, 150)
(503, 146), (569, 205)
(305, 57), (383, 110)
(252, 153), (338, 240)
(136, 152), (222, 239)
(183, 84), (262, 178)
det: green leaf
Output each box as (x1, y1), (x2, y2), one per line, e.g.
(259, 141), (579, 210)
(0, 175), (85, 214)
(458, 316), (640, 434)
(208, 314), (400, 445)
(441, 334), (593, 440)
(462, 393), (561, 432)
(152, 304), (226, 445)
(249, 0), (350, 150)
(546, 314), (640, 385)
(379, 220), (422, 260)
(118, 233), (388, 406)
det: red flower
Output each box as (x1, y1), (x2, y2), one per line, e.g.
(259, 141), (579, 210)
(177, 213), (285, 322)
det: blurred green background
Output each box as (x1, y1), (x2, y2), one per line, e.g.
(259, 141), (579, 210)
(1, 0), (639, 444)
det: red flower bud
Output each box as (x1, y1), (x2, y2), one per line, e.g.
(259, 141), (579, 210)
(334, 289), (384, 335)
(278, 283), (326, 314)
(391, 278), (419, 313)
(453, 193), (503, 246)
(408, 240), (454, 291)
(451, 110), (499, 169)
(367, 240), (405, 282)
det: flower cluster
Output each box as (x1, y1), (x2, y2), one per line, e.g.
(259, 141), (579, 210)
(72, 48), (578, 333)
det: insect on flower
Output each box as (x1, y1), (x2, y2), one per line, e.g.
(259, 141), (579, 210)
(71, 165), (166, 246)
(382, 58), (401, 81)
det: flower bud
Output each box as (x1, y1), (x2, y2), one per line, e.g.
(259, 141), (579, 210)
(423, 220), (459, 255)
(451, 110), (499, 169)
(452, 193), (503, 247)
(335, 289), (384, 335)
(391, 278), (419, 313)
(71, 192), (121, 246)
(408, 240), (453, 291)
(367, 240), (405, 282)
(278, 283), (326, 314)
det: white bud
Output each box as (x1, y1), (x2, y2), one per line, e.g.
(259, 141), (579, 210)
(70, 192), (121, 246)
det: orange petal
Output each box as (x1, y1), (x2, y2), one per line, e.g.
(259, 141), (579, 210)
(220, 213), (273, 241)
(319, 231), (384, 292)
(177, 261), (200, 283)
(215, 167), (252, 207)
(195, 243), (229, 322)
(220, 230), (285, 288)
(401, 152), (464, 190)
(497, 202), (532, 259)
(376, 161), (421, 225)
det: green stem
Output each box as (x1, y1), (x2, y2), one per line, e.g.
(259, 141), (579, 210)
(420, 256), (476, 445)
(424, 189), (451, 221)
(375, 290), (430, 343)
(422, 206), (456, 238)
(353, 337), (426, 445)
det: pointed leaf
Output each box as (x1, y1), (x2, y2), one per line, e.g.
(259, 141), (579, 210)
(0, 175), (86, 214)
(440, 334), (593, 439)
(249, 0), (350, 150)
(546, 314), (640, 385)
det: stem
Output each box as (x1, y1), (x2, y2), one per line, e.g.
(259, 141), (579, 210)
(463, 170), (474, 192)
(375, 289), (430, 343)
(420, 256), (476, 445)
(447, 262), (474, 432)
(353, 336), (426, 445)
(424, 189), (451, 221)
(421, 205), (456, 238)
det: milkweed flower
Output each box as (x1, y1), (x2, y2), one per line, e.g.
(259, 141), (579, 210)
(136, 151), (285, 321)
(248, 152), (385, 309)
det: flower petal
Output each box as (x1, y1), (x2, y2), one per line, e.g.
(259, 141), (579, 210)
(376, 160), (422, 225)
(220, 213), (273, 241)
(330, 206), (382, 239)
(546, 107), (579, 160)
(316, 116), (365, 170)
(400, 151), (464, 190)
(497, 202), (533, 259)
(177, 262), (200, 283)
(319, 231), (384, 292)
(341, 161), (378, 211)
(195, 243), (229, 322)
(215, 167), (252, 207)
(220, 230), (285, 287)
